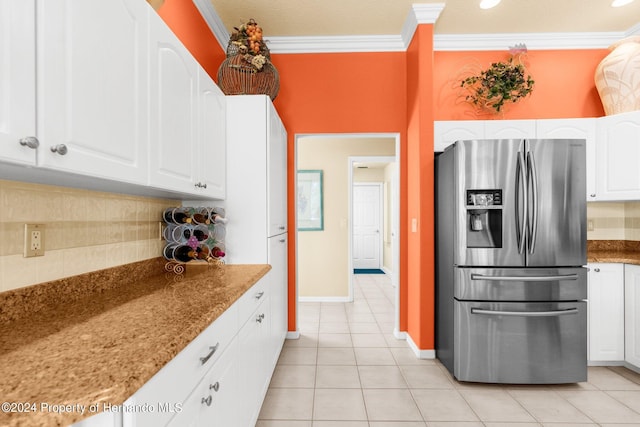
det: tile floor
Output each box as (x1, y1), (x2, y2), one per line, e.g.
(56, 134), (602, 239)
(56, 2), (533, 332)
(256, 274), (640, 427)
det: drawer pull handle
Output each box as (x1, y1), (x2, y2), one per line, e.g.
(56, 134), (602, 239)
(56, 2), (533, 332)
(199, 342), (220, 365)
(256, 313), (265, 323)
(210, 382), (220, 392)
(279, 226), (285, 230)
(255, 291), (265, 299)
(201, 395), (212, 406)
(594, 268), (600, 272)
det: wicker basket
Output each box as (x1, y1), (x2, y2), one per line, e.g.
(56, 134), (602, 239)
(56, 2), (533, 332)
(217, 54), (280, 101)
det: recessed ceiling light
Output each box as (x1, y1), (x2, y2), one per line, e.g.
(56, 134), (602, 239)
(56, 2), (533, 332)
(480, 0), (502, 9)
(611, 0), (634, 6)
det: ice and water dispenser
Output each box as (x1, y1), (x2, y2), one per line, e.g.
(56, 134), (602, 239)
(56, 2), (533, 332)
(466, 189), (503, 248)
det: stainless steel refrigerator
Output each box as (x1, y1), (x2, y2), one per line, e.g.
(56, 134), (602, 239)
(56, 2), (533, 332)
(435, 138), (587, 384)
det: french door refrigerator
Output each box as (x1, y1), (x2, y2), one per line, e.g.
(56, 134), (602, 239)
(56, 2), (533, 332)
(435, 138), (587, 384)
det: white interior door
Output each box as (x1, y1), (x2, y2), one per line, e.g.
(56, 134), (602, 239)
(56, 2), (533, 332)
(353, 183), (382, 270)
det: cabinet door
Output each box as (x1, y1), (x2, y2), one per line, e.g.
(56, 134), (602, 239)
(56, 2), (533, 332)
(588, 263), (625, 361)
(596, 111), (640, 201)
(536, 118), (596, 201)
(196, 68), (226, 199)
(268, 234), (288, 365)
(433, 121), (484, 152)
(37, 0), (148, 183)
(0, 0), (37, 166)
(237, 299), (270, 427)
(268, 100), (287, 236)
(625, 264), (640, 368)
(166, 339), (239, 427)
(148, 14), (198, 194)
(484, 119), (536, 139)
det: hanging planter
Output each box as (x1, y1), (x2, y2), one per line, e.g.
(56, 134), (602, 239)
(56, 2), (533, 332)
(217, 19), (280, 100)
(460, 44), (535, 115)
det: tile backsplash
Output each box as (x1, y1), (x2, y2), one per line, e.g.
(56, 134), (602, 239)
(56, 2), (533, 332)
(0, 179), (178, 292)
(587, 201), (640, 241)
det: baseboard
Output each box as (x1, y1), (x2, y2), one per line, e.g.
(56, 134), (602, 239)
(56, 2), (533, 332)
(588, 360), (625, 366)
(393, 328), (406, 340)
(286, 330), (300, 339)
(406, 333), (436, 359)
(298, 296), (352, 303)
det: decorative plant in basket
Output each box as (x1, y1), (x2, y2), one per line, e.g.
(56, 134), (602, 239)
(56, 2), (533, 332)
(217, 19), (280, 100)
(460, 44), (535, 114)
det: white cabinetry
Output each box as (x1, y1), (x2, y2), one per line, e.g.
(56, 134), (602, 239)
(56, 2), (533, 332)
(625, 264), (640, 369)
(588, 263), (625, 362)
(595, 110), (640, 201)
(484, 119), (536, 139)
(147, 18), (226, 199)
(0, 0), (37, 166)
(434, 121), (484, 152)
(37, 0), (149, 184)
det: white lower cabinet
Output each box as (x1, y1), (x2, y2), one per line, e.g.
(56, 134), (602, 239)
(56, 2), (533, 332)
(120, 275), (283, 427)
(625, 264), (640, 368)
(587, 263), (625, 362)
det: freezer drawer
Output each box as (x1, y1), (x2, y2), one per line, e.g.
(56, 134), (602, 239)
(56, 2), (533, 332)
(455, 267), (587, 302)
(454, 300), (587, 384)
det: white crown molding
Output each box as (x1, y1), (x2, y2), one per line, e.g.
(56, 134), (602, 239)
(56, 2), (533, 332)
(266, 35), (405, 54)
(401, 3), (446, 48)
(191, 0), (229, 49)
(433, 31), (625, 51)
(626, 22), (640, 36)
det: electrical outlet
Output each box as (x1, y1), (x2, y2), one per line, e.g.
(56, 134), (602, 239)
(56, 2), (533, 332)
(587, 220), (594, 231)
(24, 224), (45, 257)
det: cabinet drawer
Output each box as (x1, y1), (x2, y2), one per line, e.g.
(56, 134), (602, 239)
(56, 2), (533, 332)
(126, 303), (238, 427)
(237, 279), (269, 324)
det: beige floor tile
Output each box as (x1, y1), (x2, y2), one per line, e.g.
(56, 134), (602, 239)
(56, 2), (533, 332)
(298, 321), (320, 333)
(363, 389), (423, 421)
(349, 322), (381, 333)
(256, 421), (312, 427)
(284, 333), (319, 348)
(607, 366), (640, 385)
(315, 365), (361, 388)
(605, 390), (640, 412)
(318, 333), (353, 347)
(539, 424), (597, 427)
(358, 365), (408, 388)
(459, 389), (536, 423)
(319, 322), (351, 333)
(278, 347), (318, 365)
(400, 365), (455, 389)
(352, 333), (389, 347)
(313, 388), (368, 421)
(269, 365), (317, 388)
(555, 390), (640, 424)
(312, 422), (368, 427)
(369, 422), (427, 427)
(384, 333), (409, 348)
(316, 347), (357, 365)
(258, 388), (314, 420)
(508, 389), (592, 423)
(390, 347), (436, 365)
(483, 424), (541, 427)
(587, 366), (640, 390)
(426, 423), (483, 427)
(348, 312), (377, 323)
(411, 389), (479, 422)
(354, 347), (397, 365)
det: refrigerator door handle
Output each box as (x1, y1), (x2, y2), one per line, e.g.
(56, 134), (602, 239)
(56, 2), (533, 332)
(526, 150), (539, 254)
(471, 308), (578, 317)
(470, 273), (579, 282)
(515, 151), (527, 254)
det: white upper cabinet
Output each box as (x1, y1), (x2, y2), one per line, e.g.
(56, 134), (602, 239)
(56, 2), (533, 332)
(0, 0), (37, 166)
(434, 121), (483, 152)
(267, 100), (287, 236)
(37, 0), (149, 184)
(595, 110), (640, 201)
(536, 118), (596, 201)
(484, 119), (536, 139)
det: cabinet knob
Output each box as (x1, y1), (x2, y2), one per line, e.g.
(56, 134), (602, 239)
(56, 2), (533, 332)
(279, 226), (285, 230)
(256, 313), (265, 323)
(50, 144), (68, 155)
(590, 194), (596, 198)
(201, 395), (212, 406)
(19, 136), (39, 149)
(194, 182), (208, 189)
(210, 382), (220, 392)
(594, 268), (600, 272)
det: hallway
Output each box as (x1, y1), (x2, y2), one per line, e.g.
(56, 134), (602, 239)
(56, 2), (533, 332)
(256, 274), (640, 426)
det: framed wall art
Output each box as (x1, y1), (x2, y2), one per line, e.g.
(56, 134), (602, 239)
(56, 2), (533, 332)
(297, 170), (324, 231)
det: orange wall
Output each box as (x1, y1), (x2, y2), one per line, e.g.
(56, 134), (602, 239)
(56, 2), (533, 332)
(155, 2), (608, 349)
(433, 49), (607, 120)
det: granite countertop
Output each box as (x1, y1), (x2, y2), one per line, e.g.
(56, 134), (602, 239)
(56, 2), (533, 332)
(0, 259), (270, 427)
(587, 240), (640, 266)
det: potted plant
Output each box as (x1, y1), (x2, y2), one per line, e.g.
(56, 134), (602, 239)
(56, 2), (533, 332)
(460, 48), (534, 114)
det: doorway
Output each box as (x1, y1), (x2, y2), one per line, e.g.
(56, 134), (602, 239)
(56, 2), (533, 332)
(352, 182), (383, 271)
(294, 134), (400, 336)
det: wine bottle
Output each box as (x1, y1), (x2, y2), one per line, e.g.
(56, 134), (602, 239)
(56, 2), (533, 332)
(173, 245), (197, 262)
(172, 210), (192, 224)
(191, 207), (211, 225)
(209, 207), (228, 224)
(195, 244), (210, 260)
(211, 246), (226, 258)
(193, 229), (209, 241)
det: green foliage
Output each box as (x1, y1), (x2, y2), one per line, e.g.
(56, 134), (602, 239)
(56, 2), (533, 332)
(461, 57), (535, 113)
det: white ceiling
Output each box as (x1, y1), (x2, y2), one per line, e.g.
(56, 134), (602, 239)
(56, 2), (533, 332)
(209, 0), (640, 38)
